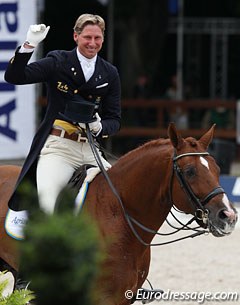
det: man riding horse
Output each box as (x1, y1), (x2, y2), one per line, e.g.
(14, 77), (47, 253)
(4, 13), (121, 240)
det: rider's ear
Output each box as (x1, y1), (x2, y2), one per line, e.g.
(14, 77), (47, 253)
(168, 122), (184, 150)
(199, 124), (216, 150)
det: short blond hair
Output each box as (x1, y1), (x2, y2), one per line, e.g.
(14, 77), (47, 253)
(73, 14), (105, 36)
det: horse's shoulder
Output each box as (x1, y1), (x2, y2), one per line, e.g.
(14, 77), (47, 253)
(0, 165), (21, 179)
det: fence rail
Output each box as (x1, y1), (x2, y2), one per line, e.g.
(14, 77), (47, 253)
(118, 99), (237, 140)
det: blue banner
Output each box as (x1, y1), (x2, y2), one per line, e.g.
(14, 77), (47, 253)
(220, 176), (240, 204)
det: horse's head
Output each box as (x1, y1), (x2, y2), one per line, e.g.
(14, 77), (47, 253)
(168, 122), (238, 237)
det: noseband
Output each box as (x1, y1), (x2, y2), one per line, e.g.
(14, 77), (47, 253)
(172, 151), (225, 224)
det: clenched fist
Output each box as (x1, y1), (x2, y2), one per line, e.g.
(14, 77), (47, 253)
(25, 24), (50, 47)
(78, 113), (102, 136)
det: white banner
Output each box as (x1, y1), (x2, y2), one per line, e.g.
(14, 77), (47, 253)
(0, 0), (37, 159)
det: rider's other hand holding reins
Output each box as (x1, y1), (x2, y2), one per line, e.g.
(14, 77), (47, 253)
(79, 113), (102, 136)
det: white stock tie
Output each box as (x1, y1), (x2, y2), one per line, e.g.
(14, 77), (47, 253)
(83, 61), (94, 82)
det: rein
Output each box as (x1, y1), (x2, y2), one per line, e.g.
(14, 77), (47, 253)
(85, 127), (223, 246)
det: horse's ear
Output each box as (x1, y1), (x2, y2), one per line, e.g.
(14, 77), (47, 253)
(198, 124), (216, 149)
(168, 122), (184, 149)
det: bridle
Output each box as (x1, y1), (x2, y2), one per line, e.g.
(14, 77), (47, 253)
(171, 151), (225, 226)
(85, 126), (225, 246)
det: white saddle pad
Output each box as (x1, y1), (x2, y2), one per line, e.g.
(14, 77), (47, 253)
(74, 167), (101, 214)
(5, 209), (28, 240)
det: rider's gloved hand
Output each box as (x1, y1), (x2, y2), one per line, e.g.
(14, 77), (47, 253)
(89, 113), (102, 136)
(25, 24), (50, 47)
(78, 113), (102, 136)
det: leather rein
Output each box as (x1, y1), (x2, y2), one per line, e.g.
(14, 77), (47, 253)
(86, 126), (225, 247)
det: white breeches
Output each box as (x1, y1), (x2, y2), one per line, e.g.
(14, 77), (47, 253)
(36, 135), (111, 214)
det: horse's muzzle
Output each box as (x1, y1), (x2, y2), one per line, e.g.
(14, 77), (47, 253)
(209, 207), (238, 237)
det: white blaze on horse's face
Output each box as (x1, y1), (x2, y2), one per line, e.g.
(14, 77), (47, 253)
(217, 193), (237, 235)
(198, 155), (237, 235)
(222, 193), (237, 222)
(200, 157), (209, 170)
(208, 186), (237, 236)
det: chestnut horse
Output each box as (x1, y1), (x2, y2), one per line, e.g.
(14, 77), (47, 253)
(0, 123), (238, 305)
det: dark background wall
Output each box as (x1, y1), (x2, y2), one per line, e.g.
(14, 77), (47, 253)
(40, 0), (240, 98)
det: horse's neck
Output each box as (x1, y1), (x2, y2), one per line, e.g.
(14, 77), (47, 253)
(109, 151), (172, 233)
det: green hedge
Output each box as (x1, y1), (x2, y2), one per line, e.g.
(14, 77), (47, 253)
(20, 187), (103, 305)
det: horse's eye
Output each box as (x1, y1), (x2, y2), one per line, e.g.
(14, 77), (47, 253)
(184, 166), (196, 179)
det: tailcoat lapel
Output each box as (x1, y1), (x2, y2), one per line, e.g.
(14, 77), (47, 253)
(66, 49), (85, 86)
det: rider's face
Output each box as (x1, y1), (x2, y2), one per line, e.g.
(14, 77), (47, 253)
(73, 24), (104, 59)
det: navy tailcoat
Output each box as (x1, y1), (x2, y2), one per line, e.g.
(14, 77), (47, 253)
(4, 47), (121, 211)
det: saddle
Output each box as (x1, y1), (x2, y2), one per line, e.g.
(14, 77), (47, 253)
(67, 164), (101, 214)
(68, 164), (97, 191)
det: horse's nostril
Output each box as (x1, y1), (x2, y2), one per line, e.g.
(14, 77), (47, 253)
(218, 209), (228, 220)
(218, 209), (236, 223)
